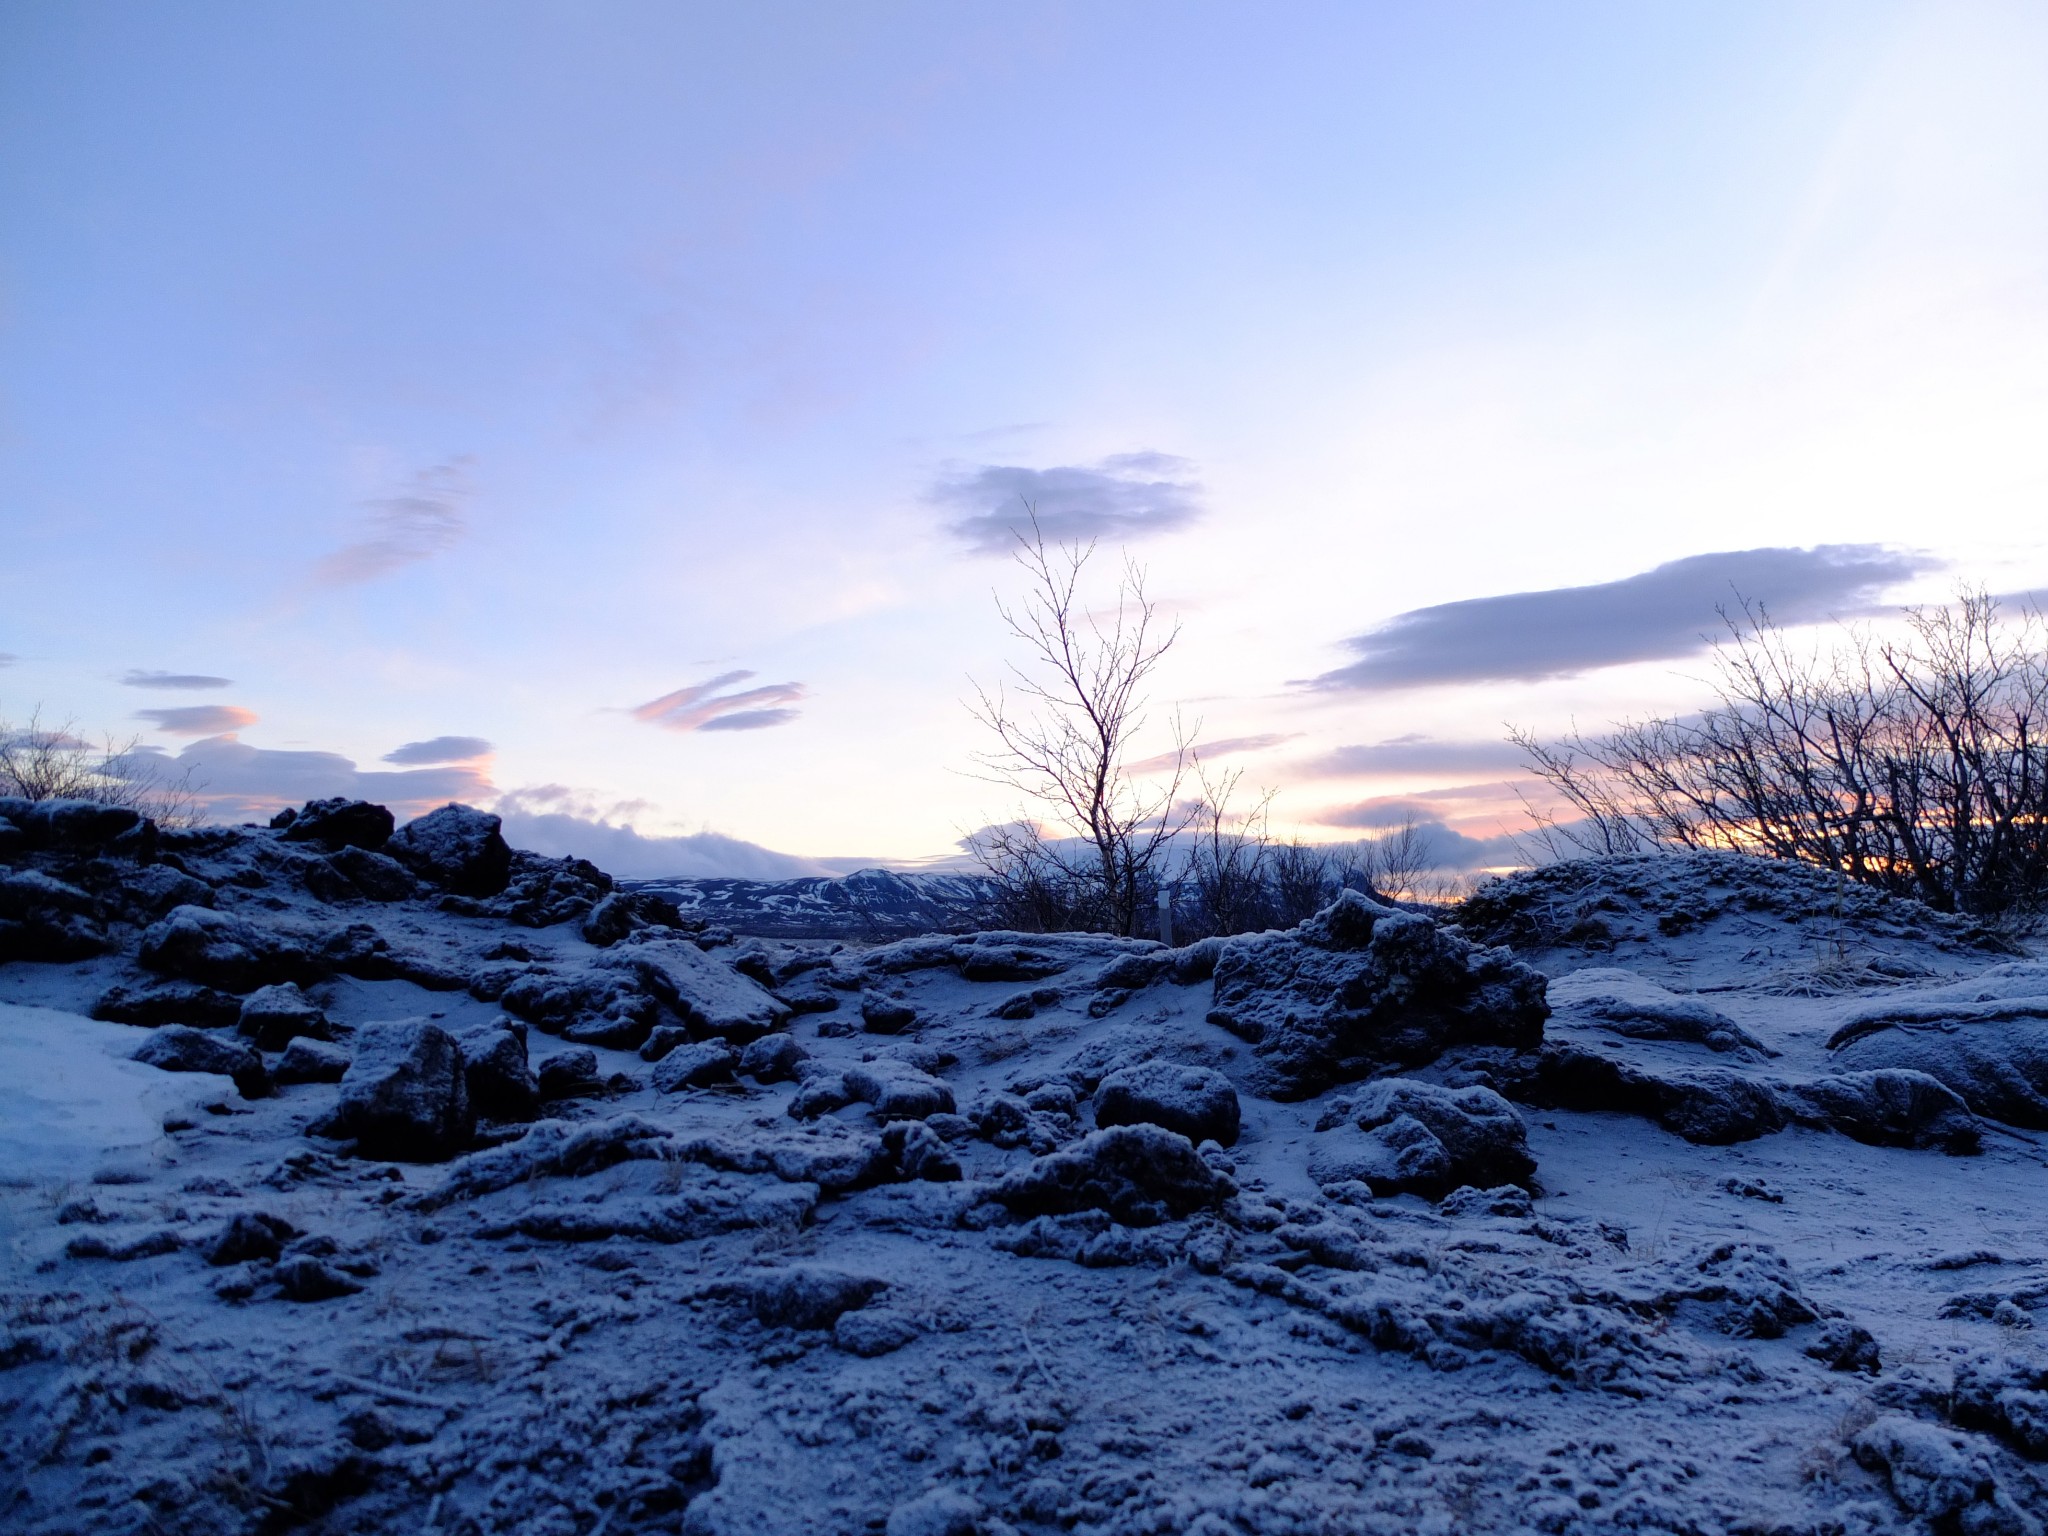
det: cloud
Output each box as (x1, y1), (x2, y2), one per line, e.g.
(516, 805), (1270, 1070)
(632, 671), (806, 733)
(0, 653), (16, 668)
(1305, 544), (1939, 691)
(123, 670), (232, 690)
(933, 451), (1203, 554)
(109, 735), (493, 823)
(493, 783), (829, 878)
(316, 460), (472, 586)
(1298, 734), (1527, 778)
(135, 705), (260, 736)
(383, 735), (493, 765)
(1127, 733), (1298, 776)
(1325, 815), (1525, 873)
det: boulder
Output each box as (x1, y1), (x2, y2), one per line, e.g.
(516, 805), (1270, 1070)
(236, 982), (332, 1051)
(1207, 891), (1548, 1100)
(638, 1024), (692, 1062)
(139, 905), (322, 993)
(580, 889), (685, 947)
(276, 798), (394, 851)
(1308, 1079), (1534, 1199)
(651, 1040), (739, 1093)
(387, 804), (512, 897)
(537, 1049), (603, 1101)
(1831, 1019), (2048, 1130)
(311, 1018), (472, 1161)
(748, 1265), (887, 1330)
(1547, 968), (1774, 1058)
(1952, 1354), (2048, 1461)
(500, 969), (659, 1050)
(843, 1059), (955, 1120)
(598, 938), (789, 1042)
(739, 1033), (807, 1083)
(860, 993), (920, 1034)
(459, 1021), (540, 1121)
(132, 1025), (272, 1099)
(92, 979), (243, 1030)
(0, 869), (107, 962)
(14, 798), (143, 851)
(327, 846), (417, 902)
(204, 1212), (299, 1266)
(1782, 1070), (1981, 1155)
(1489, 1044), (1789, 1145)
(988, 1124), (1234, 1226)
(275, 1037), (351, 1086)
(1094, 1061), (1241, 1148)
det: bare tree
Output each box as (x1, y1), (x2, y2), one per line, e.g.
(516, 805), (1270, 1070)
(1512, 589), (2048, 917)
(1, 706), (200, 825)
(967, 511), (1195, 936)
(1181, 758), (1276, 938)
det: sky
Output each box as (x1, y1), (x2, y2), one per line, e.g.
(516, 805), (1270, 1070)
(3, 1), (2047, 877)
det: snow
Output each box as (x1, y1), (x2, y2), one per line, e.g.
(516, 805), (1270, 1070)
(4, 823), (2048, 1533)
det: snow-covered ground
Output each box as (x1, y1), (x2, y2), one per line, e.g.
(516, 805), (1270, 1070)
(3, 801), (2047, 1535)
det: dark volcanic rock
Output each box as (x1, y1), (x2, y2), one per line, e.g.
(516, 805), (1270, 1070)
(92, 978), (243, 1030)
(0, 868), (107, 961)
(537, 1049), (603, 1101)
(1308, 1079), (1535, 1199)
(599, 937), (790, 1042)
(1831, 1018), (2048, 1130)
(277, 798), (394, 851)
(1486, 1044), (1789, 1145)
(132, 1025), (272, 1099)
(749, 1266), (887, 1330)
(12, 798), (143, 851)
(205, 1212), (299, 1266)
(311, 1018), (473, 1161)
(459, 1020), (541, 1121)
(651, 1039), (739, 1093)
(500, 968), (660, 1050)
(275, 1037), (351, 1086)
(1781, 1070), (1981, 1155)
(1206, 891), (1548, 1100)
(388, 804), (512, 897)
(1094, 1061), (1241, 1148)
(844, 1059), (955, 1120)
(327, 846), (418, 902)
(140, 904), (323, 993)
(989, 1124), (1234, 1227)
(739, 1033), (807, 1084)
(236, 982), (332, 1051)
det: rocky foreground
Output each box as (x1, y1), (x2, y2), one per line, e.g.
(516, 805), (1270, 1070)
(3, 797), (2048, 1535)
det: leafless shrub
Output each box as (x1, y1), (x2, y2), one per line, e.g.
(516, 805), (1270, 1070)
(0, 704), (201, 826)
(1181, 759), (1276, 938)
(967, 510), (1195, 936)
(1514, 588), (2048, 917)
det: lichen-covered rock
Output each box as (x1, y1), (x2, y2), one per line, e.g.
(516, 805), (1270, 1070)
(236, 982), (332, 1050)
(1094, 1061), (1241, 1148)
(132, 1025), (272, 1099)
(140, 905), (323, 993)
(1207, 891), (1547, 1100)
(275, 798), (394, 851)
(989, 1124), (1234, 1226)
(599, 937), (789, 1042)
(311, 1018), (472, 1161)
(388, 804), (512, 897)
(1308, 1079), (1534, 1199)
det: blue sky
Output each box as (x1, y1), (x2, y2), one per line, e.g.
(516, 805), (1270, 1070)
(4, 2), (2046, 873)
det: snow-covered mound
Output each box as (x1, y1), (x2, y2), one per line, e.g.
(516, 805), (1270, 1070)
(628, 867), (995, 939)
(4, 798), (2048, 1534)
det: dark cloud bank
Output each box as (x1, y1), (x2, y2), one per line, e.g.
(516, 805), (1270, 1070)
(934, 451), (1202, 554)
(1308, 544), (1937, 691)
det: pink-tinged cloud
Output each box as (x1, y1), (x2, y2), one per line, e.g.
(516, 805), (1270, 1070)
(110, 736), (493, 824)
(135, 705), (259, 736)
(632, 671), (806, 733)
(383, 735), (493, 765)
(316, 460), (472, 586)
(1128, 732), (1298, 776)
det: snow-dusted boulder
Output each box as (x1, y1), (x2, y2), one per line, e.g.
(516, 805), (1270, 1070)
(132, 1024), (271, 1099)
(1547, 968), (1773, 1058)
(139, 904), (322, 993)
(91, 978), (241, 1029)
(1308, 1079), (1534, 1199)
(235, 982), (331, 1050)
(599, 936), (790, 1042)
(1953, 1354), (2048, 1461)
(312, 1018), (472, 1161)
(748, 1265), (887, 1329)
(739, 1033), (807, 1083)
(1831, 1017), (2048, 1129)
(459, 1020), (540, 1121)
(274, 1037), (350, 1085)
(0, 867), (107, 961)
(651, 1039), (738, 1093)
(327, 845), (417, 901)
(1207, 891), (1548, 1100)
(274, 797), (394, 851)
(388, 803), (512, 896)
(1094, 1061), (1240, 1148)
(844, 1058), (955, 1120)
(989, 1124), (1234, 1226)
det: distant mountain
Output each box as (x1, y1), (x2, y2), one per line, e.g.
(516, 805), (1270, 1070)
(624, 867), (996, 939)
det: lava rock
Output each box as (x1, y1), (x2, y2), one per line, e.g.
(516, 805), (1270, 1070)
(388, 804), (512, 897)
(0, 869), (107, 961)
(311, 1018), (472, 1161)
(989, 1124), (1235, 1226)
(327, 846), (418, 901)
(236, 982), (332, 1051)
(1832, 1018), (2048, 1130)
(272, 1255), (364, 1303)
(748, 1265), (887, 1329)
(834, 1309), (922, 1357)
(599, 937), (789, 1042)
(276, 798), (394, 851)
(860, 994), (919, 1034)
(739, 1033), (808, 1083)
(1207, 891), (1548, 1100)
(844, 1059), (955, 1120)
(91, 979), (243, 1030)
(459, 1020), (540, 1121)
(652, 1039), (739, 1093)
(204, 1212), (300, 1266)
(1308, 1079), (1534, 1199)
(1094, 1061), (1241, 1148)
(638, 1024), (692, 1062)
(132, 1025), (272, 1099)
(139, 904), (323, 993)
(537, 1048), (603, 1101)
(275, 1037), (352, 1086)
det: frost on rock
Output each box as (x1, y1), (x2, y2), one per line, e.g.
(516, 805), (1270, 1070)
(1207, 890), (1548, 1100)
(599, 935), (791, 1042)
(131, 1023), (271, 1099)
(989, 1124), (1235, 1226)
(1094, 1060), (1241, 1147)
(309, 1017), (473, 1161)
(138, 904), (323, 992)
(1307, 1079), (1534, 1199)
(1831, 995), (2048, 1129)
(1546, 967), (1775, 1058)
(386, 803), (513, 897)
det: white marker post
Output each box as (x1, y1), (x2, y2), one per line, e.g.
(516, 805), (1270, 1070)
(1156, 882), (1174, 947)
